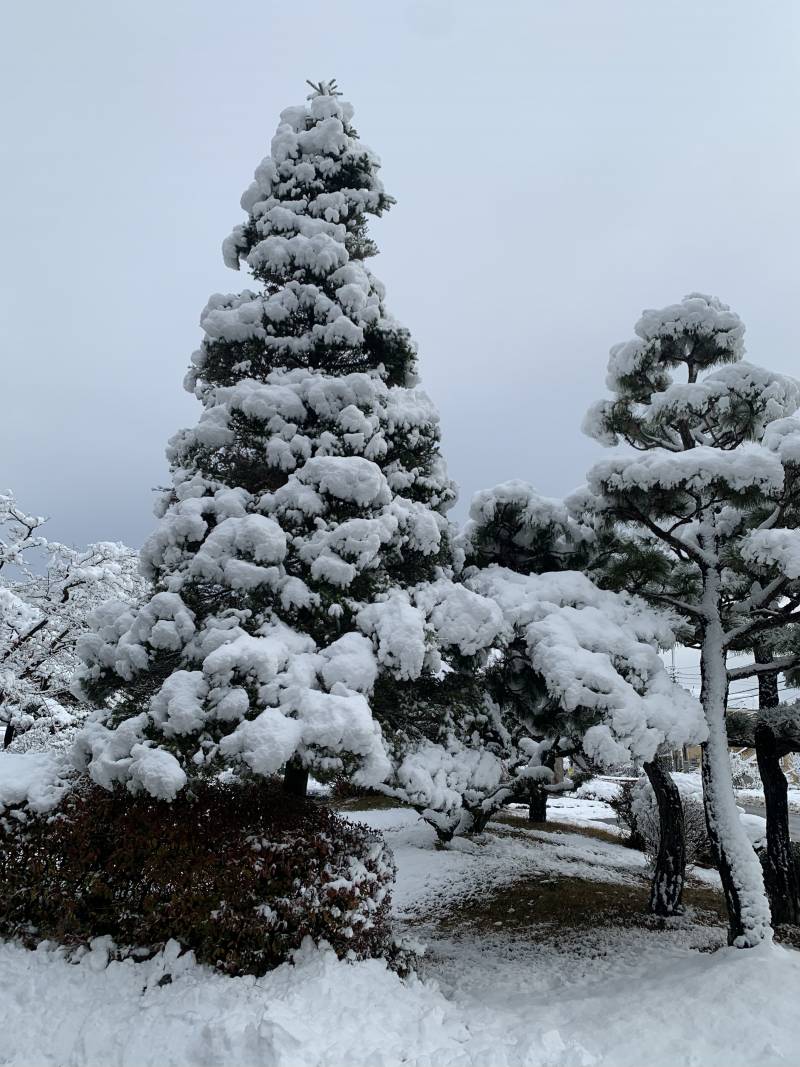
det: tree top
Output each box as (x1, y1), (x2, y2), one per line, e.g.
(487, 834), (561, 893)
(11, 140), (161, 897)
(306, 78), (342, 99)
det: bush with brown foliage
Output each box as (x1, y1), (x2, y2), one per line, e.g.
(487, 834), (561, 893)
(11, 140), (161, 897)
(0, 776), (394, 975)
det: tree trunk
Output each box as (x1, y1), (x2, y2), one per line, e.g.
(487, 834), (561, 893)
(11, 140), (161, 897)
(755, 641), (780, 710)
(755, 723), (800, 924)
(282, 756), (309, 798)
(469, 807), (493, 834)
(751, 641), (800, 924)
(644, 759), (686, 915)
(528, 783), (547, 822)
(699, 575), (771, 947)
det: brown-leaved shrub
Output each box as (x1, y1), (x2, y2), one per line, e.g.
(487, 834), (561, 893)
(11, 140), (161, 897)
(0, 776), (394, 975)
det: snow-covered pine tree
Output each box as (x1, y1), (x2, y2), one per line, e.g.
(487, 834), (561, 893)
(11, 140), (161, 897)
(389, 480), (706, 843)
(580, 292), (800, 945)
(463, 482), (696, 915)
(75, 81), (458, 800)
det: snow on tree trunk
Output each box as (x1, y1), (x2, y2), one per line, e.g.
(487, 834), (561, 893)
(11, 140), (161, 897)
(643, 759), (685, 916)
(700, 590), (772, 946)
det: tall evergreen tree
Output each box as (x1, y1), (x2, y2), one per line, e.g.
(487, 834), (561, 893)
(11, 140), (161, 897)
(75, 82), (457, 799)
(580, 292), (800, 945)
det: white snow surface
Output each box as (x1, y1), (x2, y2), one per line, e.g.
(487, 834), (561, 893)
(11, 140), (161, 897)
(2, 801), (799, 1066)
(741, 527), (800, 579)
(0, 750), (75, 813)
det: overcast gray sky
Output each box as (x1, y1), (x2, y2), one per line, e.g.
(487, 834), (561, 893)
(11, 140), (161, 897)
(2, 0), (799, 548)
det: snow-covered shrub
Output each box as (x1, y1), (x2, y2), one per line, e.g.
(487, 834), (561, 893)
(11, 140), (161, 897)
(730, 749), (761, 791)
(609, 780), (646, 850)
(630, 774), (711, 867)
(0, 778), (394, 975)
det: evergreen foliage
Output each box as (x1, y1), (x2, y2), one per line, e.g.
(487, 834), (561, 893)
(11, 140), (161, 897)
(580, 292), (800, 946)
(74, 84), (462, 798)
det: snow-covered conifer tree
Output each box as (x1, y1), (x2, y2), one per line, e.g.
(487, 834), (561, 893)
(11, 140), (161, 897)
(580, 292), (800, 945)
(75, 82), (458, 800)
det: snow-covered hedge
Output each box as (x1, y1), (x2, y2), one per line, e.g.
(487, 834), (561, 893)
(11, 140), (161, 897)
(0, 778), (394, 975)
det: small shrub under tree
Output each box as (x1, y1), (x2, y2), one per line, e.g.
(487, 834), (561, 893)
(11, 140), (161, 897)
(612, 775), (712, 866)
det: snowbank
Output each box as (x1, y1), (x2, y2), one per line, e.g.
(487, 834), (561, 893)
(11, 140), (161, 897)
(0, 937), (485, 1067)
(1, 839), (799, 1066)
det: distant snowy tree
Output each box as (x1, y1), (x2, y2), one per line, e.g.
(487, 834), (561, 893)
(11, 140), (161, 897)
(580, 292), (800, 946)
(461, 482), (591, 822)
(74, 82), (463, 801)
(0, 491), (142, 748)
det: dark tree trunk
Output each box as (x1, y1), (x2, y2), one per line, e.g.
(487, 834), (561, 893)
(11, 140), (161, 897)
(528, 784), (547, 822)
(282, 756), (309, 798)
(753, 641), (800, 925)
(3, 720), (14, 749)
(469, 807), (492, 834)
(755, 642), (780, 710)
(755, 724), (800, 924)
(644, 759), (686, 915)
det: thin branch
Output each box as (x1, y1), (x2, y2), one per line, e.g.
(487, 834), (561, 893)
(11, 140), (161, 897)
(647, 593), (706, 620)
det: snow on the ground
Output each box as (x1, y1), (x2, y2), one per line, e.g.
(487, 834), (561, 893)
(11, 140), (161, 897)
(737, 785), (800, 813)
(0, 936), (487, 1067)
(0, 799), (798, 1066)
(357, 806), (645, 922)
(423, 933), (800, 1067)
(574, 775), (627, 803)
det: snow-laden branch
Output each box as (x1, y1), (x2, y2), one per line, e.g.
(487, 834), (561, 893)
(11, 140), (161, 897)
(727, 654), (800, 681)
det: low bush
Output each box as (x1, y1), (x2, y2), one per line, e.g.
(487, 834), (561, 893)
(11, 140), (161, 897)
(610, 780), (646, 850)
(0, 776), (394, 975)
(611, 775), (712, 865)
(631, 776), (711, 867)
